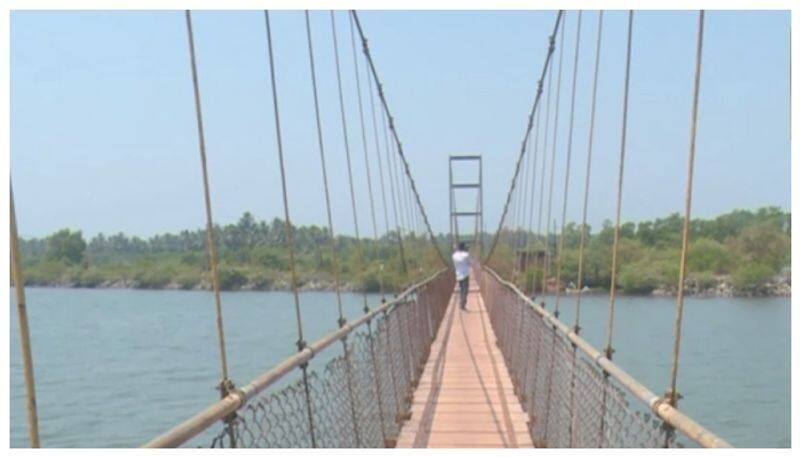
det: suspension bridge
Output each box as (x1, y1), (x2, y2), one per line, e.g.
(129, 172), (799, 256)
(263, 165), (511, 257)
(10, 9), (735, 448)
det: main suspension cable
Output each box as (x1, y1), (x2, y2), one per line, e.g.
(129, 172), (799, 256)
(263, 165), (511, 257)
(483, 10), (563, 264)
(351, 10), (448, 267)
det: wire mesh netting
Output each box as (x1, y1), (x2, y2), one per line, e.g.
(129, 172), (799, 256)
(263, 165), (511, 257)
(207, 272), (454, 448)
(475, 265), (679, 448)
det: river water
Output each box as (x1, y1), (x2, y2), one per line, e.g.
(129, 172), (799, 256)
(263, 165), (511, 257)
(9, 287), (790, 448)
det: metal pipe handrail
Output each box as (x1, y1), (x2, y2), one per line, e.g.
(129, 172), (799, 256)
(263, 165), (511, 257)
(482, 266), (732, 448)
(143, 268), (448, 448)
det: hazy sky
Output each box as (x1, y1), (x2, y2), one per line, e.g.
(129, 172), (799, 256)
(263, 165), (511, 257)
(11, 10), (790, 239)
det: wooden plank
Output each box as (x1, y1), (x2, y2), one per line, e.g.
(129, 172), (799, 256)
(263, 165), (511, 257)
(395, 282), (534, 448)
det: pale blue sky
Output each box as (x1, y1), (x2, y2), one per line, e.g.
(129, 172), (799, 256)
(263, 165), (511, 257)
(11, 10), (790, 238)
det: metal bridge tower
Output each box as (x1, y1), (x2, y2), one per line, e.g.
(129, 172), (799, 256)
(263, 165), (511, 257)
(448, 154), (483, 257)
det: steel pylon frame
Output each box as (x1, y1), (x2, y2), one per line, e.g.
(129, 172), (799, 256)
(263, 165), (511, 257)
(448, 154), (483, 257)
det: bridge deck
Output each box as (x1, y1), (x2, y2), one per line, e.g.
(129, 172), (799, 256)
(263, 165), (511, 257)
(396, 283), (533, 448)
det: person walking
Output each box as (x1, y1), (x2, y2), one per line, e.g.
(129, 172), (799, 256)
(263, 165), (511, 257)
(452, 242), (471, 310)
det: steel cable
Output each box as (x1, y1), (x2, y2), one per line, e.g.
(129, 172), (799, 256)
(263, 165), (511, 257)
(668, 9), (705, 410)
(517, 115), (535, 275)
(348, 12), (386, 305)
(184, 10), (234, 402)
(561, 14), (603, 447)
(599, 14), (633, 446)
(366, 67), (393, 299)
(380, 104), (408, 276)
(511, 126), (532, 283)
(331, 13), (379, 443)
(541, 13), (567, 305)
(484, 11), (563, 264)
(574, 11), (603, 334)
(605, 10), (634, 360)
(10, 184), (40, 448)
(263, 10), (316, 447)
(351, 11), (448, 266)
(344, 16), (392, 441)
(533, 47), (555, 297)
(523, 102), (542, 295)
(305, 10), (346, 327)
(553, 10), (582, 314)
(331, 10), (372, 316)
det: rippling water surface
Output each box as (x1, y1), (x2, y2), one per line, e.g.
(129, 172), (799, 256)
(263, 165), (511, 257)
(10, 287), (790, 447)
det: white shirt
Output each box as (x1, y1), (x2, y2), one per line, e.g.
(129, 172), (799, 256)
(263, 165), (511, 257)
(452, 250), (471, 281)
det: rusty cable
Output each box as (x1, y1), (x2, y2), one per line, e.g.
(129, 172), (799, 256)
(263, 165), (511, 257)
(533, 46), (555, 297)
(351, 10), (448, 267)
(10, 184), (40, 448)
(668, 9), (705, 409)
(605, 10), (634, 360)
(184, 10), (233, 397)
(541, 12), (567, 304)
(366, 66), (392, 300)
(574, 11), (603, 332)
(523, 100), (542, 294)
(483, 11), (564, 264)
(380, 102), (408, 277)
(305, 11), (346, 330)
(331, 10), (369, 316)
(263, 10), (317, 446)
(348, 12), (384, 309)
(554, 10), (583, 315)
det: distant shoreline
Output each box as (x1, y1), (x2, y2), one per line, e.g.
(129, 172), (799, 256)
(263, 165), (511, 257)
(17, 207), (790, 301)
(16, 277), (790, 298)
(16, 278), (362, 293)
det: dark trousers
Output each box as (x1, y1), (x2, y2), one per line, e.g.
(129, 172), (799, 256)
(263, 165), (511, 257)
(458, 276), (469, 308)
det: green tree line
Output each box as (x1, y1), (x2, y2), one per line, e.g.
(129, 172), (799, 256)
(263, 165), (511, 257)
(489, 206), (790, 296)
(14, 207), (790, 295)
(17, 212), (441, 292)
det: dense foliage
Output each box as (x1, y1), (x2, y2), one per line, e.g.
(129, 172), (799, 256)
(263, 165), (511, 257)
(489, 206), (790, 296)
(18, 212), (442, 292)
(16, 207), (790, 295)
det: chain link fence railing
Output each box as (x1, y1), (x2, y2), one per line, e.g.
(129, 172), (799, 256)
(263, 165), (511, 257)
(475, 264), (731, 448)
(145, 269), (453, 448)
(146, 263), (730, 449)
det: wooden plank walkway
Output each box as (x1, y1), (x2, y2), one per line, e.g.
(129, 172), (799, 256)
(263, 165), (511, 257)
(396, 282), (533, 448)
